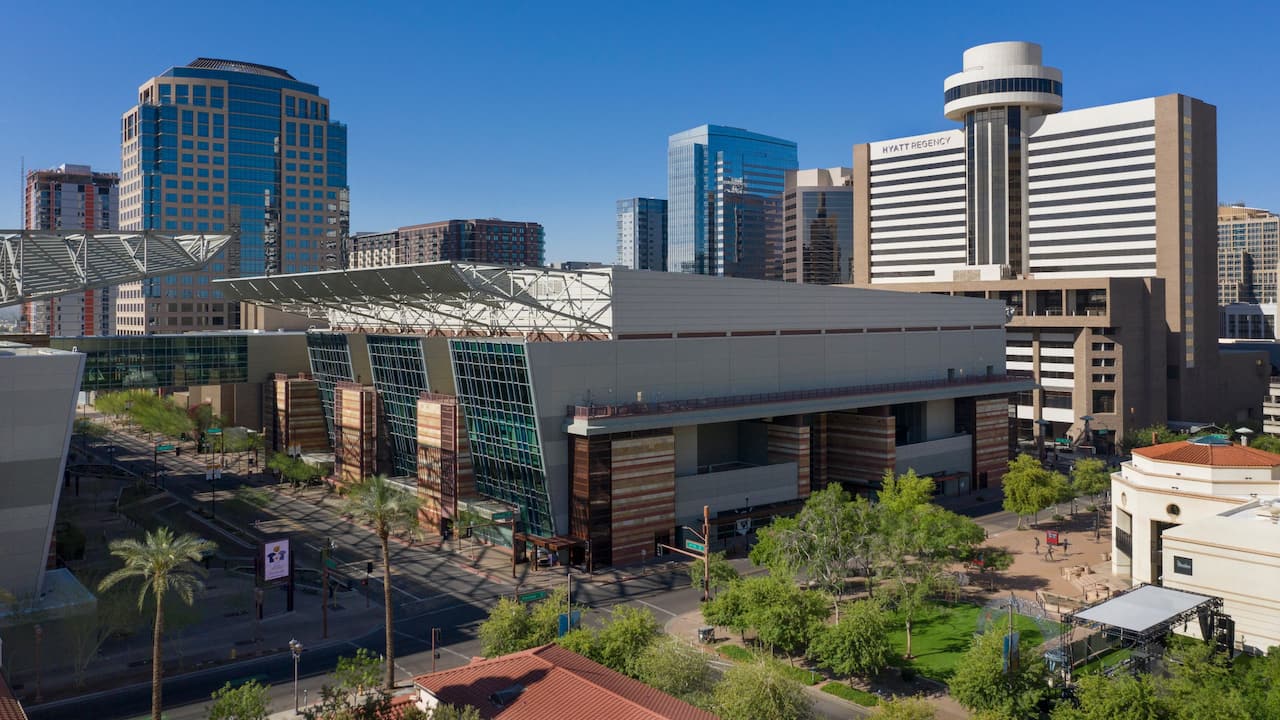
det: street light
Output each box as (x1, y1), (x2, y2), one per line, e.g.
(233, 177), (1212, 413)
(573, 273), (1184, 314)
(289, 638), (304, 714)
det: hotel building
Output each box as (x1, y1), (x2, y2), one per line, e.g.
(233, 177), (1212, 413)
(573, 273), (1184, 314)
(349, 219), (545, 269)
(616, 198), (667, 271)
(667, 125), (797, 279)
(21, 164), (119, 336)
(783, 168), (854, 285)
(117, 58), (349, 333)
(851, 41), (1264, 447)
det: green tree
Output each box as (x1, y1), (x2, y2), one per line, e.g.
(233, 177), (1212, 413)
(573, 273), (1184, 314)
(1122, 424), (1187, 452)
(878, 696), (938, 720)
(333, 648), (382, 698)
(747, 576), (829, 662)
(1002, 454), (1062, 528)
(1050, 673), (1166, 720)
(631, 635), (716, 708)
(1159, 640), (1253, 720)
(99, 528), (217, 720)
(807, 598), (893, 678)
(421, 705), (484, 720)
(268, 452), (325, 488)
(689, 551), (739, 598)
(877, 468), (935, 514)
(764, 485), (860, 615)
(342, 474), (421, 688)
(712, 659), (815, 720)
(478, 589), (569, 657)
(948, 629), (1049, 720)
(1071, 457), (1111, 502)
(701, 578), (754, 641)
(1248, 433), (1280, 454)
(589, 605), (660, 675)
(67, 575), (143, 688)
(207, 679), (268, 720)
(882, 503), (983, 657)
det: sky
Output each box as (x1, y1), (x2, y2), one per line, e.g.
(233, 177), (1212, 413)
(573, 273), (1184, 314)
(3, 0), (1279, 265)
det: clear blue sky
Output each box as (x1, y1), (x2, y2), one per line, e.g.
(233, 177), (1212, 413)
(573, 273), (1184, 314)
(3, 0), (1277, 264)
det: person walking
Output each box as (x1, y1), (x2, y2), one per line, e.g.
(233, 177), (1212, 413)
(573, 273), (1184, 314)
(1034, 536), (1040, 555)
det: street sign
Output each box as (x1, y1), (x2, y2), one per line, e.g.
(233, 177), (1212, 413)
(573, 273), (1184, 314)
(156, 443), (176, 453)
(491, 511), (514, 521)
(207, 428), (223, 435)
(325, 557), (338, 569)
(517, 590), (549, 604)
(685, 539), (706, 553)
(558, 611), (581, 637)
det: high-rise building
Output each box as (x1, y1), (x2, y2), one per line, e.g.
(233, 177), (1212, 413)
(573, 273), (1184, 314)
(21, 164), (119, 335)
(667, 125), (797, 278)
(1218, 204), (1280, 305)
(117, 58), (348, 334)
(348, 219), (545, 269)
(783, 168), (854, 285)
(615, 197), (667, 271)
(851, 41), (1265, 446)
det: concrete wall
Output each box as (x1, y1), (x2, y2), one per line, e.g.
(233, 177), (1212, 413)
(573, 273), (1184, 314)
(675, 462), (798, 526)
(895, 434), (972, 477)
(0, 348), (83, 596)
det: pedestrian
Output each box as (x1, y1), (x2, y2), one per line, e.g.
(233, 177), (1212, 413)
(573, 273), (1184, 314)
(1045, 544), (1055, 562)
(1034, 536), (1040, 555)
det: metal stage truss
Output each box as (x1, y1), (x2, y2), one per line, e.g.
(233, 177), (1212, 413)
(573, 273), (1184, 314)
(1055, 583), (1229, 677)
(217, 262), (614, 339)
(0, 230), (231, 307)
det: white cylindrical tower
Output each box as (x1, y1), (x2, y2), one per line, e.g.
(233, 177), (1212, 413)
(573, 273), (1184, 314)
(944, 42), (1063, 275)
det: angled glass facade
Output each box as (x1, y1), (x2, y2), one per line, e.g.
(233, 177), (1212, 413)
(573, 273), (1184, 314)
(448, 339), (553, 537)
(305, 332), (355, 442)
(50, 335), (247, 390)
(366, 335), (429, 477)
(667, 125), (797, 278)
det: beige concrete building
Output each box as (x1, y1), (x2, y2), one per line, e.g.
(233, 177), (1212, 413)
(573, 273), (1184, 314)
(1218, 204), (1280, 305)
(783, 168), (854, 285)
(1111, 437), (1280, 652)
(849, 42), (1265, 447)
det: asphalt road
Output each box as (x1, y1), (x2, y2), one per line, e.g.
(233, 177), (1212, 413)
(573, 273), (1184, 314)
(33, 428), (706, 720)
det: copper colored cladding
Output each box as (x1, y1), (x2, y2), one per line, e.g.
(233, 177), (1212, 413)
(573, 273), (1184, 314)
(413, 644), (717, 720)
(1134, 440), (1280, 467)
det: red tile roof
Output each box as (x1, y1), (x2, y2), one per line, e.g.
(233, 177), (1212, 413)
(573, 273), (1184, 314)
(1134, 440), (1280, 468)
(413, 644), (718, 720)
(0, 676), (28, 720)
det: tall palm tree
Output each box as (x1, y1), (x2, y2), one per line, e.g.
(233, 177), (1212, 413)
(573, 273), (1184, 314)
(99, 527), (216, 720)
(342, 474), (421, 688)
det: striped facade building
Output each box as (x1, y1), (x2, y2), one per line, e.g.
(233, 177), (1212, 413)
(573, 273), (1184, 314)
(852, 42), (1264, 448)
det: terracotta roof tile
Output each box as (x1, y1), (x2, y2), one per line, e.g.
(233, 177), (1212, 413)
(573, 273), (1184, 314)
(413, 644), (717, 720)
(0, 676), (28, 720)
(1134, 440), (1280, 468)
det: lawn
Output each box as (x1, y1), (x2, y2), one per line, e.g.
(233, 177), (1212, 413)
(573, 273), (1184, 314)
(1076, 647), (1132, 675)
(821, 682), (879, 706)
(887, 602), (1044, 681)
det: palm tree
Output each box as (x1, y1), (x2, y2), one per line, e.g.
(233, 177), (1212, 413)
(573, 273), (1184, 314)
(342, 474), (421, 688)
(99, 528), (216, 720)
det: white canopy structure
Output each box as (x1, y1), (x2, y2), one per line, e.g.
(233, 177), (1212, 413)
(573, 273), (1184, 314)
(218, 262), (614, 339)
(0, 230), (231, 307)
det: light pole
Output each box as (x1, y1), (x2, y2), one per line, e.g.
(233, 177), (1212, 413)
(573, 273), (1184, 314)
(34, 623), (43, 703)
(289, 638), (303, 714)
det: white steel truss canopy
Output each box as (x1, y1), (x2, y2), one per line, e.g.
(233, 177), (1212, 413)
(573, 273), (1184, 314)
(0, 230), (231, 307)
(217, 262), (614, 338)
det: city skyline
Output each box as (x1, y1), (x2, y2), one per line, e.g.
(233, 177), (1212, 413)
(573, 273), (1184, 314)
(4, 2), (1280, 265)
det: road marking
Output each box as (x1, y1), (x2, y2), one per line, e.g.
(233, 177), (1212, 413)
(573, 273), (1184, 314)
(634, 599), (677, 618)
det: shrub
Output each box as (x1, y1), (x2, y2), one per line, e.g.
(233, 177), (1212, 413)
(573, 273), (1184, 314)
(821, 682), (879, 706)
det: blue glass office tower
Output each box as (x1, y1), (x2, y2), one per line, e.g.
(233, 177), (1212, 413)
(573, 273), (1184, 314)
(118, 58), (348, 333)
(667, 125), (797, 278)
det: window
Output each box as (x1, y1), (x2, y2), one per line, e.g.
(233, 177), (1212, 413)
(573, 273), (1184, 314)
(1092, 390), (1116, 414)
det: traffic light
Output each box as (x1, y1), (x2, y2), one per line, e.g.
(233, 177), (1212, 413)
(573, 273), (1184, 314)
(366, 561), (374, 575)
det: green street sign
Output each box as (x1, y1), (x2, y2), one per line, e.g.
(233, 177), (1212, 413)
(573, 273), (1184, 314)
(156, 443), (176, 453)
(324, 558), (338, 569)
(206, 428), (223, 435)
(518, 590), (549, 603)
(685, 539), (706, 553)
(491, 511), (514, 521)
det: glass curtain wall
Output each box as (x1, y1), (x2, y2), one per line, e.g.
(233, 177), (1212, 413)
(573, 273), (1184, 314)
(366, 335), (430, 477)
(305, 332), (355, 443)
(50, 335), (248, 390)
(449, 339), (554, 537)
